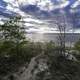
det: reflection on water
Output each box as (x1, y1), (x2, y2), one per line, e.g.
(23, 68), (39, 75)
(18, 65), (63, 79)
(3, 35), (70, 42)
(26, 33), (80, 46)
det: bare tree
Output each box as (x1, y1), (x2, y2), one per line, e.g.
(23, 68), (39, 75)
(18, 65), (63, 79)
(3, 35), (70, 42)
(55, 12), (67, 54)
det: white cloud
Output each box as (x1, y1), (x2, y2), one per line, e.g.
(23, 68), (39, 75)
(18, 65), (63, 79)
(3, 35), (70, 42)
(70, 8), (80, 13)
(18, 0), (37, 5)
(4, 0), (28, 17)
(24, 23), (34, 27)
(0, 5), (5, 9)
(17, 0), (70, 11)
(0, 16), (7, 25)
(71, 0), (80, 8)
(26, 27), (59, 33)
(59, 0), (70, 8)
(1, 0), (80, 34)
(0, 18), (4, 24)
(50, 0), (70, 10)
(3, 0), (19, 7)
(37, 0), (54, 11)
(74, 29), (80, 33)
(23, 18), (44, 24)
(3, 0), (70, 13)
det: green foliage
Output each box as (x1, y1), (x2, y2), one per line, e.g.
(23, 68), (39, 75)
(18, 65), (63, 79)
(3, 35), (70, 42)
(0, 41), (15, 56)
(0, 16), (80, 80)
(0, 16), (25, 42)
(47, 52), (80, 80)
(0, 16), (26, 75)
(74, 40), (80, 51)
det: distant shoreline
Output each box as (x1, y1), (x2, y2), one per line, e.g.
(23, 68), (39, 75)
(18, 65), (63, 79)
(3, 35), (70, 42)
(26, 32), (80, 34)
(26, 33), (80, 45)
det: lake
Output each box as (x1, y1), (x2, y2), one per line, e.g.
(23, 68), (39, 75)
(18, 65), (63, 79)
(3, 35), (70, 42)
(26, 33), (80, 46)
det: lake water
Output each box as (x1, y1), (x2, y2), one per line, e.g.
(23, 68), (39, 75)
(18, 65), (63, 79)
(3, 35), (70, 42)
(26, 33), (80, 46)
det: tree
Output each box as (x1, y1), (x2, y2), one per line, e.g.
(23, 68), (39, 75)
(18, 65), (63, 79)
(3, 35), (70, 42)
(0, 16), (26, 56)
(52, 13), (67, 54)
(74, 40), (80, 51)
(0, 16), (25, 42)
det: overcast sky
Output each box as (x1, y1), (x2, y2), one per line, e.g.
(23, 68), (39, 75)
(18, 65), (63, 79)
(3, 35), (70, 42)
(0, 0), (80, 33)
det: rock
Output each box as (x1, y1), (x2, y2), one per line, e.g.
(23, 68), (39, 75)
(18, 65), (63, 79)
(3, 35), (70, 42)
(17, 54), (50, 80)
(64, 52), (77, 61)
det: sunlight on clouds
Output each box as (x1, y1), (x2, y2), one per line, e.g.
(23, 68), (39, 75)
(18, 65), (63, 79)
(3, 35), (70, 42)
(18, 0), (53, 11)
(25, 27), (59, 34)
(18, 0), (38, 5)
(70, 0), (80, 13)
(4, 0), (19, 8)
(2, 0), (79, 33)
(71, 0), (80, 8)
(4, 0), (28, 16)
(37, 0), (53, 11)
(17, 0), (70, 11)
(23, 18), (44, 24)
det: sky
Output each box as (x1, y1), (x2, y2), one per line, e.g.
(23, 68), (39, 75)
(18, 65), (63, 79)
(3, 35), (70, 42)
(0, 0), (80, 33)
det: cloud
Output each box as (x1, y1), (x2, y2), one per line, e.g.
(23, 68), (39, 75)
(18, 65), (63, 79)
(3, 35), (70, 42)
(37, 0), (54, 11)
(71, 0), (80, 8)
(25, 27), (59, 34)
(0, 0), (80, 33)
(18, 0), (70, 11)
